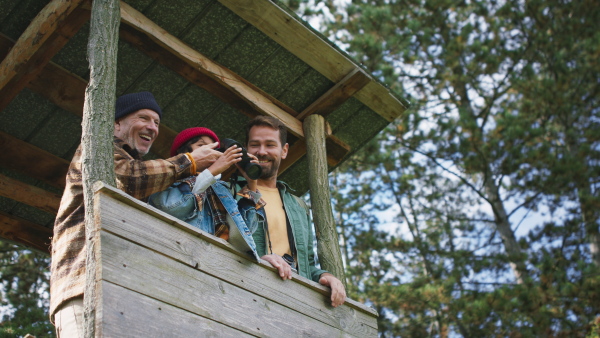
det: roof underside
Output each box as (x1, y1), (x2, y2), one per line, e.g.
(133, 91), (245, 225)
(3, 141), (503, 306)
(0, 0), (407, 250)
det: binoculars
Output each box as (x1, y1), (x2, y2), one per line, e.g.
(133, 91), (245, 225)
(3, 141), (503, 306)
(217, 138), (262, 180)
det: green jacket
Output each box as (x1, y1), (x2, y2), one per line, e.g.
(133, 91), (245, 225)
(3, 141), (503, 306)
(238, 180), (327, 282)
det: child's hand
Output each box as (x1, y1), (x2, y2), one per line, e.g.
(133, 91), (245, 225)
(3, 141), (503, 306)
(207, 145), (242, 176)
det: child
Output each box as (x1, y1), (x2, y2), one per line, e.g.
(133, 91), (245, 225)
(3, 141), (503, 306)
(148, 127), (264, 260)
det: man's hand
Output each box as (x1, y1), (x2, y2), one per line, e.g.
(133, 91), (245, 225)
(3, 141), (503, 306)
(261, 254), (292, 280)
(189, 142), (221, 171)
(237, 152), (259, 191)
(319, 273), (346, 307)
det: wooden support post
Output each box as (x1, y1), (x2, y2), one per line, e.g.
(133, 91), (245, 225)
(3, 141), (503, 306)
(303, 115), (346, 288)
(82, 0), (120, 336)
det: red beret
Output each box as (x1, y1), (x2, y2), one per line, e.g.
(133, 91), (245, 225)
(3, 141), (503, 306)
(170, 127), (220, 157)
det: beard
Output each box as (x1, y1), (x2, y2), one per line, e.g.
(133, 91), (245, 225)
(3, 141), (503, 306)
(257, 156), (280, 179)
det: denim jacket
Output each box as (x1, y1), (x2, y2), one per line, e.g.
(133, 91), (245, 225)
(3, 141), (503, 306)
(236, 180), (327, 282)
(148, 179), (260, 261)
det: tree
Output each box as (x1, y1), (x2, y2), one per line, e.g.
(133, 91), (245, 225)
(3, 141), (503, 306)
(0, 240), (53, 338)
(285, 0), (600, 335)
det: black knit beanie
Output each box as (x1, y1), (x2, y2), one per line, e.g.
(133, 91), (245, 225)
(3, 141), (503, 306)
(115, 91), (162, 120)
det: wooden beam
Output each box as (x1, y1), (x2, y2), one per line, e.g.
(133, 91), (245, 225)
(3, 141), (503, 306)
(297, 68), (371, 120)
(119, 2), (304, 137)
(0, 174), (60, 215)
(280, 135), (349, 174)
(118, 2), (350, 167)
(280, 141), (308, 174)
(1, 5), (353, 176)
(325, 135), (351, 166)
(0, 32), (178, 161)
(0, 33), (11, 59)
(27, 55), (176, 159)
(0, 131), (69, 189)
(218, 0), (409, 122)
(0, 211), (52, 254)
(0, 0), (90, 112)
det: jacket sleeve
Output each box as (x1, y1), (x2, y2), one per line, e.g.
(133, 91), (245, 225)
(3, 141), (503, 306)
(113, 144), (192, 201)
(292, 194), (328, 282)
(236, 185), (266, 235)
(148, 184), (198, 221)
(238, 198), (265, 236)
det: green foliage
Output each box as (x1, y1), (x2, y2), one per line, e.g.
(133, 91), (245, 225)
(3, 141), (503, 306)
(310, 0), (600, 336)
(0, 240), (53, 338)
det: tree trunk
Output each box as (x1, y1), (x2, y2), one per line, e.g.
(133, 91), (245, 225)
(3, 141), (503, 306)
(483, 175), (529, 283)
(304, 114), (346, 288)
(82, 0), (120, 337)
(577, 181), (600, 266)
(567, 141), (600, 267)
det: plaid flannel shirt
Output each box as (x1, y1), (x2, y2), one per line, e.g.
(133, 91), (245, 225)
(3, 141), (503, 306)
(50, 137), (192, 318)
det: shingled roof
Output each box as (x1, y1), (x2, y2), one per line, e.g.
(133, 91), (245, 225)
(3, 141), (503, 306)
(0, 0), (408, 252)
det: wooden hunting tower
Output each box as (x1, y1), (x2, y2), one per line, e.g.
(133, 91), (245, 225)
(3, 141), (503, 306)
(0, 0), (408, 336)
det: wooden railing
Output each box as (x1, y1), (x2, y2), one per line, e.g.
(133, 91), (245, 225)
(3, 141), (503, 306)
(89, 183), (378, 337)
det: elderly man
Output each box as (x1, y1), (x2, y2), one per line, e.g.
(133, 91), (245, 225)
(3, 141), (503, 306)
(50, 92), (221, 337)
(243, 116), (347, 307)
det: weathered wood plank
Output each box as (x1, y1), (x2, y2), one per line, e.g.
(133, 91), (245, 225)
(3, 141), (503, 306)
(0, 211), (52, 253)
(326, 134), (352, 167)
(280, 140), (308, 174)
(28, 60), (87, 116)
(119, 25), (298, 119)
(0, 131), (69, 189)
(0, 33), (12, 60)
(99, 281), (249, 337)
(120, 1), (304, 137)
(2, 26), (349, 171)
(355, 80), (410, 122)
(0, 0), (90, 112)
(118, 1), (350, 167)
(0, 33), (181, 162)
(297, 68), (371, 120)
(0, 173), (60, 214)
(218, 0), (408, 122)
(100, 231), (358, 337)
(95, 184), (378, 336)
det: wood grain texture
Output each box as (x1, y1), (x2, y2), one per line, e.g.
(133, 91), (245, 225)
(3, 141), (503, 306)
(304, 115), (346, 285)
(0, 211), (52, 253)
(100, 232), (356, 337)
(0, 173), (60, 214)
(218, 0), (408, 122)
(0, 131), (69, 189)
(0, 0), (90, 112)
(120, 1), (305, 138)
(118, 1), (350, 166)
(0, 32), (185, 161)
(100, 281), (250, 337)
(94, 183), (378, 336)
(298, 68), (371, 120)
(82, 0), (121, 335)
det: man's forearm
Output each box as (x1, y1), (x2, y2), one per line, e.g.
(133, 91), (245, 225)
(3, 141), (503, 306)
(113, 149), (192, 200)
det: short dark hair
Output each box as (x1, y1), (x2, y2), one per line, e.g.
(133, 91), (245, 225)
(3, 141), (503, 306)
(176, 136), (202, 155)
(245, 116), (287, 145)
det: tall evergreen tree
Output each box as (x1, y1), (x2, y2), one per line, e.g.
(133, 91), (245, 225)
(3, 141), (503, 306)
(285, 0), (600, 335)
(0, 240), (53, 337)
